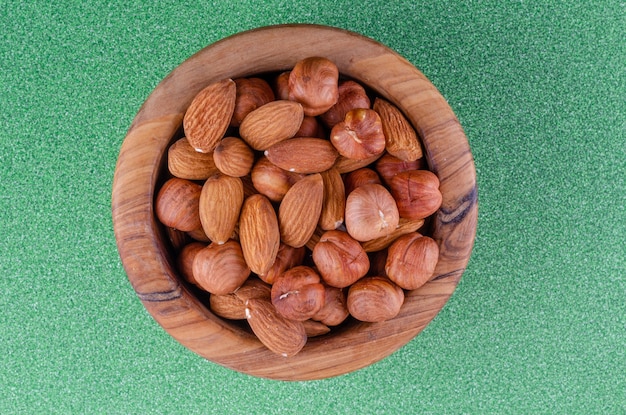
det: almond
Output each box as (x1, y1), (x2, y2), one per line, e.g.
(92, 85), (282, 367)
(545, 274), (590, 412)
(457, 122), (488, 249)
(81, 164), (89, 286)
(239, 194), (281, 276)
(302, 319), (331, 337)
(245, 297), (307, 357)
(210, 277), (271, 319)
(239, 100), (304, 150)
(265, 137), (338, 174)
(373, 97), (423, 161)
(360, 218), (426, 252)
(319, 168), (345, 230)
(199, 173), (244, 244)
(278, 173), (324, 248)
(168, 137), (220, 180)
(183, 78), (236, 153)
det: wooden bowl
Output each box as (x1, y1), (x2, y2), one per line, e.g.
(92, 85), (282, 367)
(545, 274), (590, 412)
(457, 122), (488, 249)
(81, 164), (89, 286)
(111, 24), (477, 381)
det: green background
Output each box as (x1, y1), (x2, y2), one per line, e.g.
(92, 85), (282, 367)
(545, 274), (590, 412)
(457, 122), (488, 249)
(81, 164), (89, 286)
(1, 1), (624, 413)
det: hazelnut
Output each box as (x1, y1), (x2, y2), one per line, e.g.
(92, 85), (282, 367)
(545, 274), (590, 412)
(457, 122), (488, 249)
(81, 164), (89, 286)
(347, 276), (404, 323)
(177, 241), (206, 285)
(344, 183), (399, 242)
(271, 266), (326, 321)
(387, 170), (442, 220)
(230, 77), (275, 127)
(330, 108), (385, 160)
(250, 156), (305, 202)
(312, 230), (369, 288)
(273, 71), (291, 100)
(155, 177), (202, 232)
(385, 233), (439, 290)
(312, 285), (349, 326)
(295, 115), (326, 138)
(320, 80), (371, 128)
(261, 243), (306, 285)
(213, 137), (255, 177)
(343, 167), (382, 195)
(288, 57), (339, 116)
(375, 153), (425, 184)
(192, 240), (251, 295)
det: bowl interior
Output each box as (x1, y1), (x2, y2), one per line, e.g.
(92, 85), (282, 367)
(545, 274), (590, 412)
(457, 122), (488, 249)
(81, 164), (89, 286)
(112, 24), (477, 381)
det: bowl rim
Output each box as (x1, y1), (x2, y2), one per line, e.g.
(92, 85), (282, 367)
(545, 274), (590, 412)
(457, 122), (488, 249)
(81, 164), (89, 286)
(111, 23), (478, 381)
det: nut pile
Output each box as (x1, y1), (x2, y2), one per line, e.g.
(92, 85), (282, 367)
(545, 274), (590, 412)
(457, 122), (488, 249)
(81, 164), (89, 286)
(154, 57), (443, 357)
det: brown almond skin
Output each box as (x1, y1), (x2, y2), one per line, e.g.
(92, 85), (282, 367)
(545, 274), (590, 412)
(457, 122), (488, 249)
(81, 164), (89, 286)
(330, 108), (386, 160)
(213, 137), (255, 178)
(271, 266), (326, 321)
(373, 97), (423, 161)
(347, 276), (404, 323)
(183, 78), (236, 153)
(320, 80), (371, 128)
(230, 77), (275, 127)
(333, 152), (384, 174)
(177, 241), (206, 285)
(250, 156), (305, 202)
(209, 277), (271, 320)
(344, 167), (382, 195)
(361, 218), (425, 252)
(245, 297), (307, 357)
(375, 153), (425, 184)
(199, 173), (244, 244)
(344, 183), (400, 242)
(192, 240), (251, 295)
(319, 168), (345, 230)
(261, 243), (306, 285)
(288, 57), (339, 116)
(302, 319), (331, 337)
(385, 233), (439, 290)
(239, 194), (281, 276)
(312, 230), (370, 288)
(278, 173), (324, 248)
(239, 100), (304, 150)
(312, 285), (349, 326)
(155, 178), (202, 232)
(265, 137), (338, 174)
(168, 137), (220, 180)
(387, 170), (442, 220)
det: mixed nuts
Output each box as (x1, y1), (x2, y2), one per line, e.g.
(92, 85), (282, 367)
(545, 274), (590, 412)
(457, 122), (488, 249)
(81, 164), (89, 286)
(155, 57), (442, 357)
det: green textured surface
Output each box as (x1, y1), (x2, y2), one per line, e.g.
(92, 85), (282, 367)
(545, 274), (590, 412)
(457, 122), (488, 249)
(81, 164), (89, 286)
(1, 1), (625, 413)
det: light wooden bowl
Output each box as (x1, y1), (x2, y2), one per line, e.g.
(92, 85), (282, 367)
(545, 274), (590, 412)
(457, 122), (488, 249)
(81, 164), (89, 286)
(111, 24), (477, 381)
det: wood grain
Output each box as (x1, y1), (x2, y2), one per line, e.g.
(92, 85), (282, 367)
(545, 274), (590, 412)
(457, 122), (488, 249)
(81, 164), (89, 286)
(111, 24), (478, 381)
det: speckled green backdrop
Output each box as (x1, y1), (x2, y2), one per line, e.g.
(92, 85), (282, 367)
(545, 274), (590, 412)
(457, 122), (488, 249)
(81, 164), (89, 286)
(1, 1), (625, 413)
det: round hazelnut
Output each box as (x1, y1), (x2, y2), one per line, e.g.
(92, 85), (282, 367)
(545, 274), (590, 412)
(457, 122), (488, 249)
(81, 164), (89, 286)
(312, 285), (349, 326)
(177, 241), (206, 285)
(312, 230), (369, 288)
(330, 108), (386, 160)
(385, 233), (439, 290)
(213, 137), (255, 177)
(320, 80), (371, 128)
(344, 183), (400, 242)
(250, 156), (305, 202)
(387, 170), (442, 220)
(192, 240), (250, 295)
(261, 243), (306, 285)
(375, 153), (425, 184)
(230, 77), (275, 127)
(288, 57), (339, 116)
(343, 167), (382, 195)
(271, 266), (325, 321)
(347, 276), (404, 323)
(155, 177), (202, 232)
